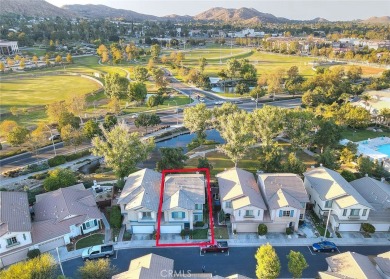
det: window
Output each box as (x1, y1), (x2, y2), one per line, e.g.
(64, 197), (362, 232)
(83, 219), (98, 230)
(314, 200), (316, 208)
(362, 209), (367, 216)
(325, 200), (333, 208)
(343, 209), (347, 216)
(225, 201), (232, 208)
(194, 214), (203, 222)
(279, 210), (294, 217)
(244, 210), (254, 218)
(350, 209), (360, 216)
(258, 210), (261, 216)
(195, 204), (202, 210)
(172, 212), (185, 219)
(238, 210), (241, 216)
(6, 237), (18, 247)
(142, 212), (152, 220)
(283, 211), (291, 217)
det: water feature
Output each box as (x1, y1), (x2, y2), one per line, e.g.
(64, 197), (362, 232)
(377, 144), (390, 157)
(211, 86), (254, 93)
(78, 159), (100, 174)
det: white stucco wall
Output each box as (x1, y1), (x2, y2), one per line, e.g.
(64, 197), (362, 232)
(0, 232), (32, 254)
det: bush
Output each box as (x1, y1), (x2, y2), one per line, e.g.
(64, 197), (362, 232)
(194, 221), (205, 227)
(340, 170), (356, 182)
(109, 206), (122, 229)
(258, 224), (268, 236)
(286, 227), (293, 235)
(48, 155), (66, 167)
(361, 223), (375, 234)
(27, 249), (41, 259)
(64, 150), (91, 162)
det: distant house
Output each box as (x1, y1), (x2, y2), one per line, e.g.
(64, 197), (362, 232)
(118, 169), (205, 234)
(319, 251), (383, 279)
(350, 177), (390, 232)
(257, 173), (309, 232)
(217, 168), (267, 233)
(0, 184), (102, 268)
(0, 40), (19, 55)
(304, 167), (372, 232)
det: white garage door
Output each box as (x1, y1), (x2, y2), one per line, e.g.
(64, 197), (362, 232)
(267, 223), (288, 233)
(0, 248), (28, 268)
(236, 223), (258, 233)
(373, 224), (390, 232)
(338, 223), (361, 231)
(160, 225), (182, 233)
(132, 226), (155, 234)
(39, 237), (65, 253)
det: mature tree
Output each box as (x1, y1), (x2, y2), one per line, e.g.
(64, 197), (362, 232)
(0, 253), (57, 279)
(287, 66), (299, 80)
(134, 113), (161, 133)
(226, 58), (241, 80)
(213, 102), (240, 120)
(151, 68), (167, 89)
(313, 119), (342, 153)
(285, 78), (303, 97)
(107, 98), (121, 115)
(267, 70), (285, 98)
(239, 59), (257, 80)
(249, 86), (266, 101)
(128, 82), (147, 103)
(183, 103), (212, 143)
(340, 169), (356, 182)
(316, 147), (340, 170)
(78, 258), (116, 279)
(55, 55), (62, 64)
(83, 120), (101, 139)
(339, 142), (358, 164)
(199, 57), (208, 73)
(102, 115), (117, 131)
(7, 126), (29, 146)
(379, 108), (390, 126)
(283, 153), (307, 175)
(66, 53), (73, 63)
(104, 73), (129, 99)
(19, 58), (25, 69)
(357, 156), (374, 176)
(156, 147), (189, 171)
(251, 106), (285, 147)
(43, 168), (77, 191)
(58, 111), (80, 130)
(339, 104), (371, 129)
(235, 82), (250, 95)
(66, 94), (86, 123)
(287, 250), (309, 279)
(61, 124), (85, 152)
(147, 94), (165, 108)
(197, 157), (213, 170)
(46, 101), (68, 124)
(217, 111), (254, 166)
(284, 109), (317, 151)
(92, 123), (155, 181)
(0, 61), (5, 72)
(150, 44), (161, 60)
(360, 93), (372, 107)
(27, 123), (48, 154)
(302, 87), (326, 107)
(175, 52), (185, 65)
(0, 120), (18, 137)
(258, 143), (283, 173)
(255, 243), (281, 279)
(346, 66), (362, 82)
(133, 66), (149, 83)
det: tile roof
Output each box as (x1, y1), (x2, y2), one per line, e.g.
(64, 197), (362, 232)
(258, 173), (309, 209)
(112, 253), (174, 279)
(0, 192), (31, 237)
(374, 251), (390, 277)
(304, 167), (372, 209)
(34, 184), (102, 222)
(325, 251), (382, 279)
(350, 177), (390, 222)
(217, 168), (266, 210)
(118, 169), (161, 211)
(163, 174), (205, 210)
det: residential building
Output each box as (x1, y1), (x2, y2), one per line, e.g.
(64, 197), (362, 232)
(0, 40), (19, 55)
(217, 168), (267, 233)
(350, 177), (390, 232)
(319, 251), (383, 279)
(0, 184), (102, 268)
(112, 253), (251, 279)
(257, 173), (309, 232)
(0, 192), (32, 268)
(304, 167), (372, 232)
(118, 168), (205, 234)
(374, 251), (390, 279)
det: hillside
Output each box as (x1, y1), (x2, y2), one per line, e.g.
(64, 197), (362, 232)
(0, 0), (73, 17)
(63, 4), (159, 20)
(362, 16), (390, 24)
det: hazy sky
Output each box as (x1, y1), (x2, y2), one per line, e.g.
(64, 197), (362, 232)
(45, 0), (390, 21)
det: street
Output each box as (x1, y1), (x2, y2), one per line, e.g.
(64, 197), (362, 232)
(61, 245), (390, 278)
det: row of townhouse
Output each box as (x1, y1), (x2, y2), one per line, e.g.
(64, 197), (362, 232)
(120, 166), (390, 235)
(0, 184), (102, 268)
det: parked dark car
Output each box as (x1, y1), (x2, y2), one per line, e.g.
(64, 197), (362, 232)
(200, 241), (229, 253)
(312, 241), (337, 252)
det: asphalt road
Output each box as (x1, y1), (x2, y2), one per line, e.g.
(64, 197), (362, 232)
(61, 245), (390, 278)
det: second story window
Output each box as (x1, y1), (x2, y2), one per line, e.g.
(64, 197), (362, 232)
(142, 212), (152, 220)
(172, 212), (185, 219)
(225, 201), (232, 208)
(6, 237), (18, 247)
(195, 204), (202, 210)
(362, 209), (367, 216)
(325, 200), (333, 208)
(350, 209), (360, 216)
(244, 210), (254, 218)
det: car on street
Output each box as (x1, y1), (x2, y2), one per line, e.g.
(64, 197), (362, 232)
(82, 244), (114, 260)
(214, 101), (225, 105)
(200, 241), (229, 253)
(175, 108), (183, 113)
(131, 113), (139, 119)
(48, 134), (61, 141)
(312, 241), (338, 252)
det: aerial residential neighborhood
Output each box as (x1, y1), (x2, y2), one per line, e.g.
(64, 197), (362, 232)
(0, 0), (390, 278)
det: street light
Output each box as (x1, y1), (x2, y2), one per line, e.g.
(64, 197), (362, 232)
(45, 124), (57, 156)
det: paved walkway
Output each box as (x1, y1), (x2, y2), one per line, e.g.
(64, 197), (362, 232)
(101, 213), (111, 243)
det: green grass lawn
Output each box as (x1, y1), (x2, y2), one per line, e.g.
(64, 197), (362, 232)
(214, 227), (229, 239)
(0, 75), (102, 114)
(192, 229), (208, 239)
(75, 233), (105, 250)
(341, 127), (390, 142)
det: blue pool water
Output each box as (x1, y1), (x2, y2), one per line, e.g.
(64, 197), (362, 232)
(377, 144), (390, 156)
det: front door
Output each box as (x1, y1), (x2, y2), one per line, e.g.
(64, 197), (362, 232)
(184, 223), (190, 230)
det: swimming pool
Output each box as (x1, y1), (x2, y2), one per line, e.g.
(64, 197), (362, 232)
(377, 144), (390, 157)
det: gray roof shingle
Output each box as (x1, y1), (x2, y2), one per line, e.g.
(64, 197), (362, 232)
(0, 192), (31, 237)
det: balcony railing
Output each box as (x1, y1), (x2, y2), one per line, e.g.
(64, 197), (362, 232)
(348, 215), (360, 219)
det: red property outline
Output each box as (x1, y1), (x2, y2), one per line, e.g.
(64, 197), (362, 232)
(156, 168), (215, 247)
